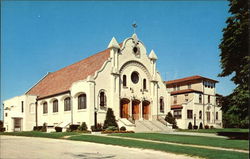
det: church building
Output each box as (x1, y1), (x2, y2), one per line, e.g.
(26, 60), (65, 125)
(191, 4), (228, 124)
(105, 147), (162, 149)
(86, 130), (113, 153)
(3, 34), (222, 132)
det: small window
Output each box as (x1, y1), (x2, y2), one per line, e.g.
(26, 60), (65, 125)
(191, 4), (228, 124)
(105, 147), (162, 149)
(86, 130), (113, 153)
(185, 94), (188, 102)
(199, 111), (202, 119)
(21, 101), (24, 113)
(123, 75), (127, 87)
(187, 110), (193, 119)
(173, 86), (176, 91)
(131, 71), (139, 84)
(5, 113), (7, 117)
(173, 110), (182, 119)
(177, 86), (180, 90)
(43, 102), (48, 114)
(53, 100), (58, 113)
(206, 112), (210, 121)
(188, 84), (191, 89)
(173, 95), (177, 104)
(64, 97), (71, 111)
(208, 95), (210, 103)
(78, 94), (87, 109)
(216, 112), (218, 120)
(143, 79), (147, 90)
(160, 97), (164, 113)
(199, 94), (202, 103)
(100, 91), (107, 109)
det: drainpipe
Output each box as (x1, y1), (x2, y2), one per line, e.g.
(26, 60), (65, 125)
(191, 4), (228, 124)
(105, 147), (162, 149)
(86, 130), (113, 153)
(70, 92), (73, 124)
(35, 100), (38, 127)
(202, 80), (205, 126)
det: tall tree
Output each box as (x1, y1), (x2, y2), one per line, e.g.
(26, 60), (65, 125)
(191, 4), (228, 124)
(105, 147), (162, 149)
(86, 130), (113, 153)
(219, 0), (249, 128)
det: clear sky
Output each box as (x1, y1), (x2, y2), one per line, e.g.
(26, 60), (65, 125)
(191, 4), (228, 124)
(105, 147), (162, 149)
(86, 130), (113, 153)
(1, 1), (235, 119)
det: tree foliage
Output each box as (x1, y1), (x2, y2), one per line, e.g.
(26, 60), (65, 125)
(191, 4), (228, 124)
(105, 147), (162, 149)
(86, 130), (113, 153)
(165, 112), (177, 129)
(103, 108), (118, 129)
(219, 0), (249, 128)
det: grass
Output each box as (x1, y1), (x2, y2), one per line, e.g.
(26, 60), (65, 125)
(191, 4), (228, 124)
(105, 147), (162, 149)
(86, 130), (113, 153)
(110, 133), (249, 150)
(177, 128), (249, 133)
(0, 131), (79, 139)
(68, 135), (248, 159)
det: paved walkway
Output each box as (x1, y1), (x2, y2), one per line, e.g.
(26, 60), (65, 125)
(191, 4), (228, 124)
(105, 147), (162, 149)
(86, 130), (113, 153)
(0, 136), (200, 159)
(104, 135), (248, 153)
(166, 131), (228, 138)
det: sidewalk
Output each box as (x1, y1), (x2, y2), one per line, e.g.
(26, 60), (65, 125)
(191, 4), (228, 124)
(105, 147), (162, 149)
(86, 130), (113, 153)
(165, 131), (228, 138)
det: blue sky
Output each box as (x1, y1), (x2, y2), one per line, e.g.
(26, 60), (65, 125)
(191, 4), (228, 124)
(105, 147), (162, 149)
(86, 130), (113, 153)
(1, 1), (234, 118)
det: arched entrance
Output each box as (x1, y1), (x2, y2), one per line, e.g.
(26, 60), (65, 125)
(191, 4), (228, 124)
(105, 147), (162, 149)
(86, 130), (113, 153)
(142, 100), (150, 120)
(132, 99), (140, 120)
(120, 98), (130, 119)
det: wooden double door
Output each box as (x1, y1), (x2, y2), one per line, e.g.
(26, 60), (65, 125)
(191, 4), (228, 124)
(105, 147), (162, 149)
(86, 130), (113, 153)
(142, 100), (150, 120)
(120, 99), (130, 118)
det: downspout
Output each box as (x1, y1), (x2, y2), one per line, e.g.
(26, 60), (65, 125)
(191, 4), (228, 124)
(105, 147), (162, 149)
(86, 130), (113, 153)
(202, 80), (205, 126)
(35, 100), (38, 127)
(70, 92), (73, 124)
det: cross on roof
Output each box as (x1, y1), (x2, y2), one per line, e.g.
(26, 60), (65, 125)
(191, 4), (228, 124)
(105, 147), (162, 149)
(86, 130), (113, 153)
(132, 22), (137, 33)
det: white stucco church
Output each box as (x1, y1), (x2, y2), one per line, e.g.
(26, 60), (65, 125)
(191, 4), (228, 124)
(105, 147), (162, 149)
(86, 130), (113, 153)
(3, 33), (222, 132)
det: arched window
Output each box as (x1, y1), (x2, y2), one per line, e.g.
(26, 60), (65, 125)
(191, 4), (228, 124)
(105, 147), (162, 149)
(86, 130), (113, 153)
(123, 75), (127, 87)
(143, 79), (147, 90)
(78, 94), (87, 109)
(43, 102), (48, 114)
(199, 111), (202, 119)
(53, 100), (58, 113)
(160, 97), (164, 113)
(64, 97), (71, 111)
(199, 94), (202, 103)
(100, 91), (106, 109)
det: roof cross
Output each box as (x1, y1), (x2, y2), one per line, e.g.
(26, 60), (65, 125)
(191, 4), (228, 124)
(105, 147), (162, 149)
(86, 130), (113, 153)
(132, 22), (137, 33)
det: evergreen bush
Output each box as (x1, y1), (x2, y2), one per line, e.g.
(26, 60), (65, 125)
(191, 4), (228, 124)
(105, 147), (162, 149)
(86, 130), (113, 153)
(103, 108), (118, 129)
(165, 112), (177, 129)
(78, 122), (88, 131)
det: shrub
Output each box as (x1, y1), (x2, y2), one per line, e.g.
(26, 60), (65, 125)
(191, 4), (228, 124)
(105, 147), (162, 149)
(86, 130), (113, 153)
(91, 123), (103, 132)
(188, 122), (192, 129)
(120, 126), (126, 131)
(205, 125), (209, 129)
(199, 123), (203, 129)
(55, 127), (62, 132)
(193, 125), (198, 129)
(41, 123), (47, 132)
(103, 108), (118, 129)
(68, 124), (80, 132)
(210, 125), (214, 129)
(0, 128), (6, 132)
(106, 126), (118, 131)
(165, 112), (177, 128)
(78, 122), (88, 131)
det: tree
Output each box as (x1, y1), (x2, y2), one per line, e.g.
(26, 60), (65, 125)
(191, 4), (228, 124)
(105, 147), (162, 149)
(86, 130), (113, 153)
(218, 0), (249, 128)
(103, 108), (118, 129)
(165, 112), (177, 129)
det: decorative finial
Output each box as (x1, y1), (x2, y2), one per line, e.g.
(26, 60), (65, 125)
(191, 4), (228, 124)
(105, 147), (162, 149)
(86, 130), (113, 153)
(132, 21), (137, 33)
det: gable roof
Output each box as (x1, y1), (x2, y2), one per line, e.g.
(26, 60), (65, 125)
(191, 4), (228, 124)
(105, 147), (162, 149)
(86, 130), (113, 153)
(165, 75), (218, 86)
(26, 48), (111, 99)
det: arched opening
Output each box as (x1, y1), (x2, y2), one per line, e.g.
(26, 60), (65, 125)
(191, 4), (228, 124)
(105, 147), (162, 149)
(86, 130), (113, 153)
(142, 100), (150, 120)
(143, 79), (147, 89)
(53, 100), (58, 113)
(99, 90), (107, 109)
(78, 94), (87, 109)
(64, 97), (71, 111)
(199, 111), (202, 119)
(160, 97), (164, 113)
(132, 99), (140, 120)
(120, 98), (130, 119)
(43, 102), (48, 114)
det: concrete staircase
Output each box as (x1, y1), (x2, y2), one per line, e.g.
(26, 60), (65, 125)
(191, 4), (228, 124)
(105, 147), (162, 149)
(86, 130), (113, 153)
(135, 120), (173, 133)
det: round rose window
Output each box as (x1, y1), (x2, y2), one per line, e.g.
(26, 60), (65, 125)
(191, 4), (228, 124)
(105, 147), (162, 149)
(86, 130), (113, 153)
(131, 71), (139, 84)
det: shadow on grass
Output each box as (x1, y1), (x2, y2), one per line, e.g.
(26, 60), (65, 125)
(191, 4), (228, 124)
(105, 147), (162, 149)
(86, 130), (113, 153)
(217, 132), (249, 140)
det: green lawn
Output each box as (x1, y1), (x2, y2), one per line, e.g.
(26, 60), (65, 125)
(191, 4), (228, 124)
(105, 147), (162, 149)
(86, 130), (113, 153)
(178, 128), (249, 133)
(68, 135), (248, 159)
(0, 131), (79, 139)
(110, 133), (249, 150)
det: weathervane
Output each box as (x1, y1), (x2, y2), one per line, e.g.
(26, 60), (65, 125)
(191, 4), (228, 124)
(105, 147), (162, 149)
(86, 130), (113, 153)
(132, 21), (137, 33)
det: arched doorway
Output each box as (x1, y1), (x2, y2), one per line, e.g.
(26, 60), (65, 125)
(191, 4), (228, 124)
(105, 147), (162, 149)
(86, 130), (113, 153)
(120, 98), (130, 119)
(142, 100), (150, 120)
(132, 100), (140, 120)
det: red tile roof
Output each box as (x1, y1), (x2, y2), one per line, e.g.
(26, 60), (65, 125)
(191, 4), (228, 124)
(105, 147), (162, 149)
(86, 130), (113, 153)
(165, 75), (218, 86)
(171, 105), (183, 109)
(26, 48), (111, 99)
(170, 89), (202, 95)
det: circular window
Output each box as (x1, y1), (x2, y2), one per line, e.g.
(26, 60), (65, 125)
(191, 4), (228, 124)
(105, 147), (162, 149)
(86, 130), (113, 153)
(131, 72), (139, 84)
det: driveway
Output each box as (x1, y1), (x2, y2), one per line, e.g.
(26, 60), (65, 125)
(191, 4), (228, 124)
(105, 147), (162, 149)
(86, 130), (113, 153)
(0, 135), (199, 159)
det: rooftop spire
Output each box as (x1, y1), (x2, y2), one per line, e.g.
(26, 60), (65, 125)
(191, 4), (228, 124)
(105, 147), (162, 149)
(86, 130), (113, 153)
(149, 50), (158, 60)
(107, 37), (120, 49)
(132, 21), (137, 34)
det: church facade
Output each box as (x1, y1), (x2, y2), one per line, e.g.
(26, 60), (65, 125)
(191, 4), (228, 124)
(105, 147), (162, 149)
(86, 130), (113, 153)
(3, 34), (222, 132)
